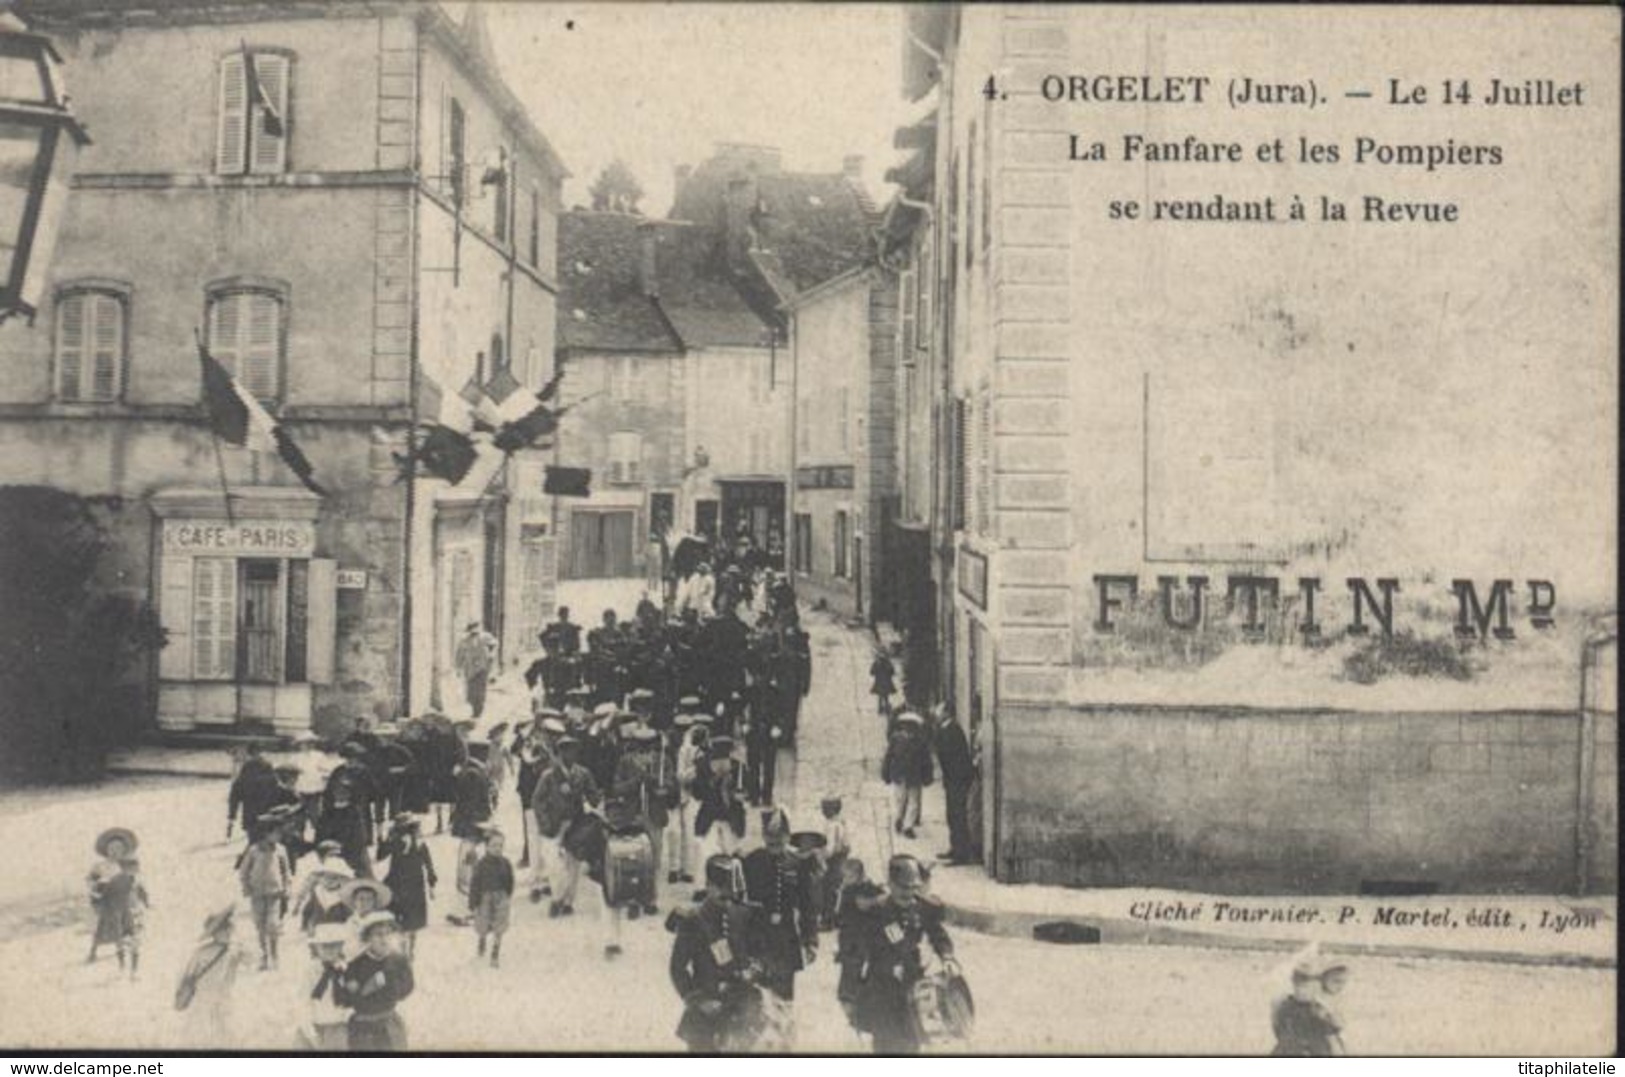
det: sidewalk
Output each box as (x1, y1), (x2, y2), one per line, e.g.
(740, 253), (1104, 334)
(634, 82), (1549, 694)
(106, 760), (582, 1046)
(787, 610), (1617, 970)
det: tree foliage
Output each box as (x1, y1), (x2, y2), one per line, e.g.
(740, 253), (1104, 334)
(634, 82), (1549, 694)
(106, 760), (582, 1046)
(0, 487), (165, 784)
(589, 159), (645, 214)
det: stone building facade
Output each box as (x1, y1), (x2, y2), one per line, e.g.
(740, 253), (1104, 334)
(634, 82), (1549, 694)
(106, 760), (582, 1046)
(785, 266), (898, 623)
(914, 6), (1618, 892)
(0, 1), (564, 736)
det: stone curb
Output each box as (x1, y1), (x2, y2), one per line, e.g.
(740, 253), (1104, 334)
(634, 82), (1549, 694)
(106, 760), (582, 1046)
(941, 902), (1617, 970)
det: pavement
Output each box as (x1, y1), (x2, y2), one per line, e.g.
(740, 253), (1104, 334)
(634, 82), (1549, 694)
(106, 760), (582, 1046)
(101, 604), (1616, 971)
(3, 601), (1616, 1052)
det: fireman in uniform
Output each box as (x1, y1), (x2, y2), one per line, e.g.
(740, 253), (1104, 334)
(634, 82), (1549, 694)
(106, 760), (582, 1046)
(668, 854), (759, 1053)
(853, 854), (959, 1054)
(741, 807), (818, 1001)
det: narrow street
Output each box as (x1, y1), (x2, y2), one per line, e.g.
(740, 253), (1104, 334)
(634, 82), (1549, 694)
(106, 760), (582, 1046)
(0, 609), (1613, 1053)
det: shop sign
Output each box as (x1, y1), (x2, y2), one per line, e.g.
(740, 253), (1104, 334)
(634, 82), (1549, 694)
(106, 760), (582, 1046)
(161, 519), (316, 557)
(336, 569), (368, 590)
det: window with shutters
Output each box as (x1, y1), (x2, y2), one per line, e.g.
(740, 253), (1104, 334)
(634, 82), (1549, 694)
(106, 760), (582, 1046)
(529, 185), (541, 266)
(609, 431), (642, 484)
(216, 50), (290, 176)
(492, 149), (510, 242)
(611, 356), (634, 402)
(974, 385), (993, 537)
(833, 510), (850, 578)
(54, 286), (126, 402)
(965, 121), (976, 272)
(898, 266), (916, 362)
(793, 513), (812, 574)
(448, 99), (466, 207)
(192, 557), (238, 680)
(916, 229), (933, 353)
(206, 285), (285, 404)
(951, 395), (968, 532)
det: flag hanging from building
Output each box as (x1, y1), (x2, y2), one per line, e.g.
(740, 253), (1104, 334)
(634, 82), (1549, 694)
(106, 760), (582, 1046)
(197, 337), (325, 495)
(493, 394), (565, 454)
(394, 423), (478, 485)
(242, 44), (285, 138)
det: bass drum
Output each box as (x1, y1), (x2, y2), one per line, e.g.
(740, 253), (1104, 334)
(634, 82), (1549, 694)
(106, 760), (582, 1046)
(563, 813), (606, 866)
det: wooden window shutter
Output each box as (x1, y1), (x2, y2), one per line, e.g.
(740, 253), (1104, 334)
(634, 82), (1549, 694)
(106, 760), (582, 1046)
(192, 558), (237, 680)
(898, 267), (916, 361)
(55, 292), (84, 400)
(305, 558), (337, 685)
(216, 53), (248, 175)
(952, 395), (968, 531)
(208, 291), (241, 372)
(210, 290), (282, 403)
(242, 293), (281, 401)
(158, 556), (193, 680)
(248, 53), (289, 175)
(90, 293), (122, 400)
(975, 387), (992, 536)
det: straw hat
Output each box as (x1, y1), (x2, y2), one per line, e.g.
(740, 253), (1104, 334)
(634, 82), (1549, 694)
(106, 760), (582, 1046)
(94, 828), (138, 859)
(339, 878), (393, 910)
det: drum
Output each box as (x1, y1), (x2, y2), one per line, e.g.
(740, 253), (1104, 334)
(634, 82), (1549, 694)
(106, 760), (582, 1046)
(603, 831), (655, 907)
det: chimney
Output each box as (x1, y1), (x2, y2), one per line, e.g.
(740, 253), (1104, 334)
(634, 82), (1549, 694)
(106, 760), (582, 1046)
(842, 154), (864, 180)
(722, 175), (757, 267)
(637, 221), (660, 297)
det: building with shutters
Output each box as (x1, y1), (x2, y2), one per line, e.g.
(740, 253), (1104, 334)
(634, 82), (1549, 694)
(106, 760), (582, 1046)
(909, 6), (1617, 893)
(783, 262), (899, 625)
(554, 208), (784, 589)
(0, 0), (565, 737)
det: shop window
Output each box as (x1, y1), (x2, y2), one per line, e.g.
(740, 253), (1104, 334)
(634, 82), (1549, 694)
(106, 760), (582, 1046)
(217, 49), (290, 176)
(206, 284), (285, 404)
(54, 286), (126, 402)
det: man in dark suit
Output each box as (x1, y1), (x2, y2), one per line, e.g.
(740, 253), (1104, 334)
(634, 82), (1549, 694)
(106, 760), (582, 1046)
(933, 707), (977, 865)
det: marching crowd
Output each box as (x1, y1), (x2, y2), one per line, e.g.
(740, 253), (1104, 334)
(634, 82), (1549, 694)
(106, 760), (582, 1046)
(83, 566), (980, 1054)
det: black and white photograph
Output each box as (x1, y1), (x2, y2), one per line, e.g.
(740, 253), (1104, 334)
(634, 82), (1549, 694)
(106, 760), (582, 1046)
(0, 0), (1616, 1057)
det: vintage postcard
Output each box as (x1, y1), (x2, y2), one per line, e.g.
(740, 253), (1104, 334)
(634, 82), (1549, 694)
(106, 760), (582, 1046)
(0, 0), (1615, 1056)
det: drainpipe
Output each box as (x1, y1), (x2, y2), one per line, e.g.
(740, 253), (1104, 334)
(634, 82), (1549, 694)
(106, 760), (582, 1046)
(399, 21), (424, 718)
(1574, 617), (1618, 895)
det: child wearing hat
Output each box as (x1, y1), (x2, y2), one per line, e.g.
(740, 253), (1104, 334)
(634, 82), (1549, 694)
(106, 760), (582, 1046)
(376, 814), (435, 959)
(293, 850), (355, 935)
(336, 912), (413, 1051)
(339, 878), (393, 958)
(238, 817), (293, 970)
(97, 853), (148, 981)
(468, 827), (515, 967)
(87, 828), (137, 966)
(298, 922), (351, 1050)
